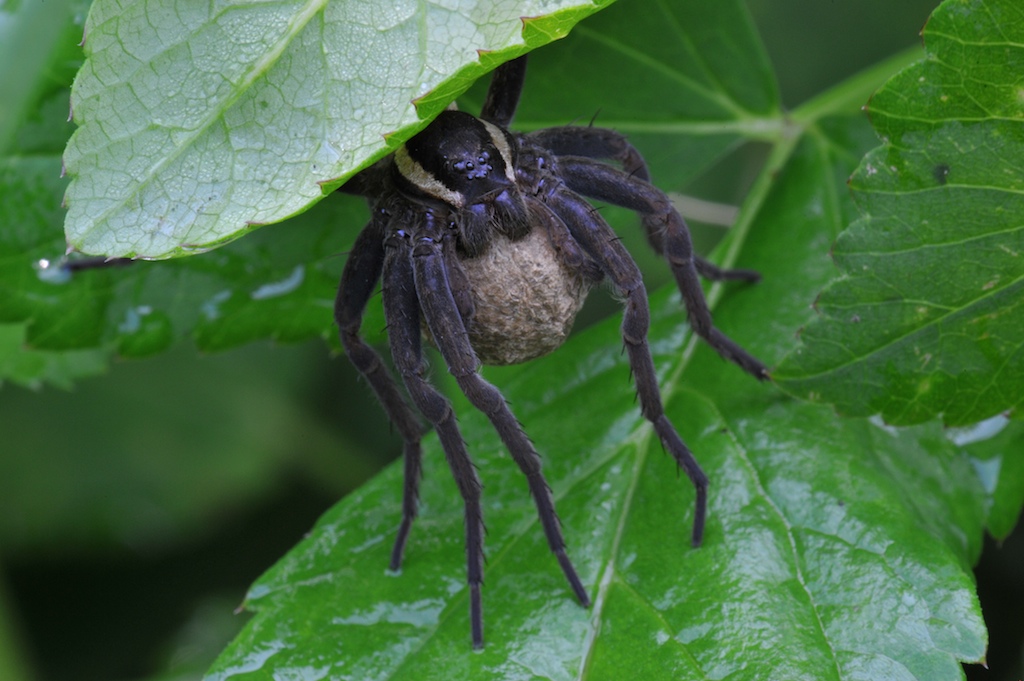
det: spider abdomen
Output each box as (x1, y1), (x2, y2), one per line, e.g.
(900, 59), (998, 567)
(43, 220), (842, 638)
(456, 226), (590, 366)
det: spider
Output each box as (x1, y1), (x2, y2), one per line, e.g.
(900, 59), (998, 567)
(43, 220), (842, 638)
(335, 55), (768, 648)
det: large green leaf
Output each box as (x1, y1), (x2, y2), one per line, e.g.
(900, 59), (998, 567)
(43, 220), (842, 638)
(205, 1), (998, 678)
(0, 0), (782, 385)
(774, 0), (1024, 427)
(62, 0), (613, 259)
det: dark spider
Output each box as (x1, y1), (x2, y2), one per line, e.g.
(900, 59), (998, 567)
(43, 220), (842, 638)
(335, 55), (768, 649)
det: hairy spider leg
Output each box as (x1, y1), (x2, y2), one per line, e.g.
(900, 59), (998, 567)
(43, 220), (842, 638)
(381, 217), (489, 647)
(334, 209), (427, 571)
(394, 209), (590, 647)
(529, 127), (761, 283)
(545, 187), (711, 545)
(553, 157), (769, 381)
(479, 55), (528, 128)
(525, 194), (605, 284)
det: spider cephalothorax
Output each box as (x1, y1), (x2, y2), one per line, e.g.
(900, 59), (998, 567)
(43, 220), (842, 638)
(336, 55), (768, 648)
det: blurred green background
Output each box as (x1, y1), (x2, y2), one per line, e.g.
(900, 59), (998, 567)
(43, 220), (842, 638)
(1, 1), (1020, 680)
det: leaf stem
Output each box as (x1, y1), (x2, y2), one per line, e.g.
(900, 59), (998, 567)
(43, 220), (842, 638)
(791, 45), (924, 123)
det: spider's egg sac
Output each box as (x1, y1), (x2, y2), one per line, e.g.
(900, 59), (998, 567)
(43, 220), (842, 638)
(457, 227), (591, 366)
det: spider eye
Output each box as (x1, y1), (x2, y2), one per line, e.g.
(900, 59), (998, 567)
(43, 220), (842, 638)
(450, 152), (494, 182)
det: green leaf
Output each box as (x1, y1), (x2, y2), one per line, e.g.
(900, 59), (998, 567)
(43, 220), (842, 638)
(207, 129), (988, 679)
(0, 0), (82, 155)
(0, 151), (364, 367)
(206, 1), (992, 678)
(0, 322), (108, 389)
(0, 343), (356, 550)
(954, 415), (1024, 540)
(62, 0), (613, 259)
(512, 0), (781, 187)
(774, 0), (1024, 427)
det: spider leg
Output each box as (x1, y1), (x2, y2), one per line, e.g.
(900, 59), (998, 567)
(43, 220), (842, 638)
(554, 156), (768, 380)
(531, 127), (759, 283)
(337, 157), (390, 198)
(408, 213), (591, 632)
(531, 126), (651, 178)
(60, 256), (134, 272)
(379, 221), (488, 647)
(526, 195), (604, 284)
(335, 213), (427, 571)
(692, 257), (761, 283)
(547, 187), (718, 545)
(480, 55), (527, 127)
